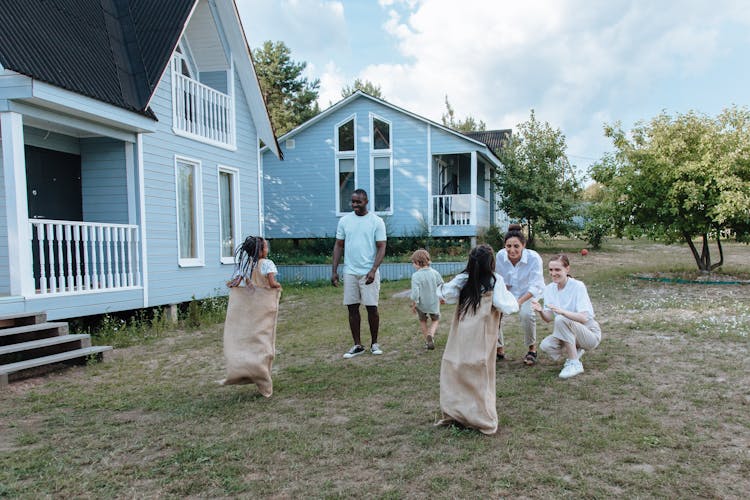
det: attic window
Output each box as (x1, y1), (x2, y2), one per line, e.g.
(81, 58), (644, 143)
(286, 139), (295, 149)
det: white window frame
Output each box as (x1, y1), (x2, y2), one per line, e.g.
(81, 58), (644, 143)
(174, 155), (205, 267)
(335, 114), (357, 215)
(370, 113), (393, 215)
(218, 165), (241, 265)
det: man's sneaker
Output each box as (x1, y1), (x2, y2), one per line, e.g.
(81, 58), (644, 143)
(426, 336), (435, 350)
(343, 345), (365, 359)
(370, 343), (383, 355)
(559, 359), (584, 379)
(577, 348), (585, 360)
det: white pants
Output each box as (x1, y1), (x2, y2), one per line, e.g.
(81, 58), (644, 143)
(497, 300), (535, 348)
(539, 316), (601, 361)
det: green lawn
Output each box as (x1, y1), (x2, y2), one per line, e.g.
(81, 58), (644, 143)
(2, 239), (749, 498)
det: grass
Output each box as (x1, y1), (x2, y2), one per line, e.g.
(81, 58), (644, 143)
(1, 239), (749, 498)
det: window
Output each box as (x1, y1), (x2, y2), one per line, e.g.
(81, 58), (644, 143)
(335, 116), (356, 213)
(372, 117), (390, 150)
(175, 157), (204, 266)
(370, 114), (392, 213)
(218, 166), (240, 264)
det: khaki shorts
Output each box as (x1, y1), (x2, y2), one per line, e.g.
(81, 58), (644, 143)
(342, 272), (380, 306)
(416, 308), (440, 321)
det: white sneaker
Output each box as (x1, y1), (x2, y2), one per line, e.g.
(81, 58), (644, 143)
(577, 348), (585, 360)
(370, 343), (383, 355)
(559, 359), (584, 379)
(343, 345), (365, 359)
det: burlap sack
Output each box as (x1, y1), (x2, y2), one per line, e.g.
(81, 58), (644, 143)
(437, 292), (502, 435)
(220, 261), (281, 397)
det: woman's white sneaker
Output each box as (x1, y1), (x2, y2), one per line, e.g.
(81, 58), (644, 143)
(559, 359), (584, 379)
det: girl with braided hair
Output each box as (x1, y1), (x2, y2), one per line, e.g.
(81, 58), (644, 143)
(221, 236), (281, 396)
(435, 244), (518, 434)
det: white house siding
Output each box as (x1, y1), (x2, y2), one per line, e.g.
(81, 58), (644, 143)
(141, 66), (260, 307)
(0, 141), (8, 295)
(263, 97), (433, 238)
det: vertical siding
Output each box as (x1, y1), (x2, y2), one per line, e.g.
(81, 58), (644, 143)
(141, 64), (260, 307)
(263, 97), (432, 238)
(0, 141), (8, 295)
(80, 137), (128, 223)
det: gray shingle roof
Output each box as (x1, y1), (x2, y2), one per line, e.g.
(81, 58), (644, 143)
(462, 129), (512, 153)
(0, 0), (196, 117)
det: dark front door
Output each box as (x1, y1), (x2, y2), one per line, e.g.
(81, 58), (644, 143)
(25, 145), (83, 291)
(25, 145), (82, 221)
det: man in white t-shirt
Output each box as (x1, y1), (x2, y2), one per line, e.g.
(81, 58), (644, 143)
(331, 189), (387, 358)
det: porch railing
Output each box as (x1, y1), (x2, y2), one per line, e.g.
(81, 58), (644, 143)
(29, 220), (141, 295)
(431, 194), (491, 228)
(172, 61), (234, 146)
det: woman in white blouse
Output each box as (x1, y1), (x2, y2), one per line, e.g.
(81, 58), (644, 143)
(495, 224), (545, 365)
(531, 254), (601, 379)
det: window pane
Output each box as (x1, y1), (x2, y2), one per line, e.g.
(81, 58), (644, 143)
(338, 158), (355, 212)
(338, 119), (354, 152)
(373, 156), (390, 212)
(177, 162), (196, 259)
(373, 118), (390, 150)
(219, 171), (234, 258)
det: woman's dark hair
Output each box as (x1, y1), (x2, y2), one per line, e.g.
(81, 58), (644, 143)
(504, 223), (526, 245)
(457, 244), (496, 319)
(234, 235), (265, 277)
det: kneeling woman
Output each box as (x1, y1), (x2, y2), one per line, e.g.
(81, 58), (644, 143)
(532, 254), (601, 379)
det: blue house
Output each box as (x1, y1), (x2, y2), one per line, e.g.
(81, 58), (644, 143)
(261, 91), (510, 241)
(0, 0), (281, 320)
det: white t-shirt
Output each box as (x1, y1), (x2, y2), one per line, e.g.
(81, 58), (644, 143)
(495, 248), (545, 299)
(542, 277), (594, 321)
(437, 272), (519, 315)
(335, 211), (386, 275)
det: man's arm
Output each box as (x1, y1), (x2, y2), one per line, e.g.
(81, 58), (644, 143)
(331, 239), (345, 286)
(365, 240), (386, 285)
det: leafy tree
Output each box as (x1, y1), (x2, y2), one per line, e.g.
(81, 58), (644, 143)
(493, 110), (581, 247)
(441, 95), (486, 132)
(252, 41), (320, 135)
(591, 106), (750, 272)
(341, 79), (384, 99)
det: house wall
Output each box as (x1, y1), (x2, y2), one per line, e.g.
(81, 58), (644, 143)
(80, 137), (129, 224)
(140, 64), (261, 307)
(0, 140), (7, 295)
(263, 97), (440, 239)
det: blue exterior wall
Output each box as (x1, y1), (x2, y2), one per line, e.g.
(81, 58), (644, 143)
(263, 95), (494, 240)
(140, 63), (261, 307)
(80, 137), (129, 224)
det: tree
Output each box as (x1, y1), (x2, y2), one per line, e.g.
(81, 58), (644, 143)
(493, 110), (581, 247)
(591, 106), (750, 272)
(441, 95), (486, 132)
(341, 79), (384, 99)
(252, 41), (320, 135)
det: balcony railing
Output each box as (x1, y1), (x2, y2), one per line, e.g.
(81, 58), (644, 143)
(172, 61), (234, 147)
(431, 194), (490, 228)
(29, 220), (141, 295)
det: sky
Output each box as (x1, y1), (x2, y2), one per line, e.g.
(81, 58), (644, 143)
(236, 0), (750, 177)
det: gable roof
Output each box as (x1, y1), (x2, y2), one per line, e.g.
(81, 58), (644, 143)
(0, 0), (196, 118)
(266, 90), (502, 166)
(462, 130), (511, 153)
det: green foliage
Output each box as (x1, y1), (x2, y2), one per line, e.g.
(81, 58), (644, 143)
(478, 225), (505, 252)
(493, 110), (581, 247)
(252, 41), (320, 135)
(341, 78), (384, 99)
(441, 95), (486, 132)
(592, 105), (750, 271)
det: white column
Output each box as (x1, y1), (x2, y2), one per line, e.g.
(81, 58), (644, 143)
(470, 151), (477, 226)
(426, 124), (432, 233)
(1, 111), (34, 296)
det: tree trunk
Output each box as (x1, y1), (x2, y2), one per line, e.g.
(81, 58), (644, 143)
(710, 232), (724, 271)
(683, 232), (710, 272)
(527, 218), (535, 249)
(683, 232), (723, 272)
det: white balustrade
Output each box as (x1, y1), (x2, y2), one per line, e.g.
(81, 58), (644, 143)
(431, 194), (491, 228)
(172, 59), (234, 146)
(29, 220), (141, 295)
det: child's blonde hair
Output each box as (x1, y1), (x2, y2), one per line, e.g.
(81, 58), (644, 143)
(411, 248), (431, 267)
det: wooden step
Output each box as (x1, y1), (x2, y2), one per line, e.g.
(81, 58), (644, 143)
(0, 322), (69, 345)
(0, 345), (112, 386)
(0, 311), (47, 328)
(0, 334), (91, 364)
